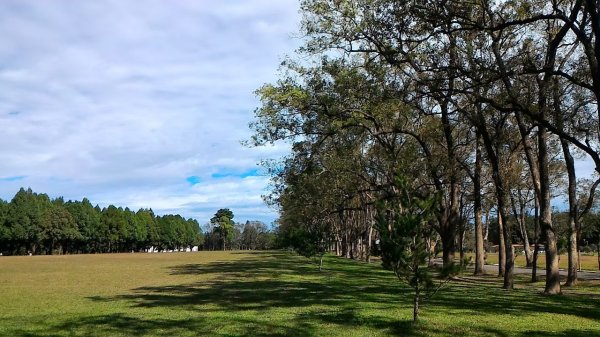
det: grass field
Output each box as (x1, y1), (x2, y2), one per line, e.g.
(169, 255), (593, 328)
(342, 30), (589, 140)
(483, 252), (600, 271)
(0, 251), (599, 337)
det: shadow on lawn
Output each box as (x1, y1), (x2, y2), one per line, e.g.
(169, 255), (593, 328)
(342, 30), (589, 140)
(16, 251), (600, 337)
(14, 313), (317, 337)
(88, 251), (404, 312)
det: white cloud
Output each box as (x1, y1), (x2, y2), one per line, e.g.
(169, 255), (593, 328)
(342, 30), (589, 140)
(0, 0), (298, 224)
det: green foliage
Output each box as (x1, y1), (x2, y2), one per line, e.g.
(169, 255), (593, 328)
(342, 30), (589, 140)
(211, 208), (235, 250)
(279, 224), (328, 262)
(376, 176), (459, 321)
(239, 221), (274, 250)
(0, 188), (203, 255)
(39, 204), (81, 254)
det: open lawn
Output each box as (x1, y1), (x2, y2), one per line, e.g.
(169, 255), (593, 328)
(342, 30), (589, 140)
(0, 251), (599, 337)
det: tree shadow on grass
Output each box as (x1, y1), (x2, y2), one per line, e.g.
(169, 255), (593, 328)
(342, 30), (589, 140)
(14, 313), (317, 337)
(518, 330), (600, 337)
(89, 253), (405, 312)
(426, 280), (600, 322)
(170, 251), (389, 279)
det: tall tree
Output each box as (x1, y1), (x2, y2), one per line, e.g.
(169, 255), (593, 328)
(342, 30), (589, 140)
(211, 209), (235, 250)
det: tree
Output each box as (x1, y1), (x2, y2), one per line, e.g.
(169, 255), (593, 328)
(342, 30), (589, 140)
(249, 0), (600, 295)
(0, 199), (10, 254)
(100, 206), (128, 252)
(376, 176), (459, 322)
(39, 204), (80, 254)
(137, 208), (160, 251)
(211, 209), (235, 250)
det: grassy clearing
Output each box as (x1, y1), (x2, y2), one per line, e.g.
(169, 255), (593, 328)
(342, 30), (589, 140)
(0, 251), (599, 336)
(483, 252), (599, 271)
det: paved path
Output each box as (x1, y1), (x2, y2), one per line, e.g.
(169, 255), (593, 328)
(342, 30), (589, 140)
(432, 258), (600, 280)
(481, 263), (600, 280)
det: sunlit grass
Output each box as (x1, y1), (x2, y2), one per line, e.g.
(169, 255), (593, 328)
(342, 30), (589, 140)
(0, 251), (599, 336)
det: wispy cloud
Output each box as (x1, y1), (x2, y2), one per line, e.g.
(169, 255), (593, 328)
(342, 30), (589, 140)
(0, 176), (26, 182)
(212, 169), (261, 179)
(0, 0), (298, 224)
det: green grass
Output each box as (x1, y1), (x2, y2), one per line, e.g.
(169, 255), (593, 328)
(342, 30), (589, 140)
(0, 251), (599, 336)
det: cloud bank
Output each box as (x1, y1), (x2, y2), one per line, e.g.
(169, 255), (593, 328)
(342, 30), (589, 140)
(0, 0), (300, 224)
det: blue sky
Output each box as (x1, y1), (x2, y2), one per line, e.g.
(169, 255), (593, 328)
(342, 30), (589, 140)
(0, 1), (300, 224)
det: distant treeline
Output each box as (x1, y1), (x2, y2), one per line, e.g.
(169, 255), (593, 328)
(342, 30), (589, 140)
(0, 188), (203, 255)
(0, 188), (277, 256)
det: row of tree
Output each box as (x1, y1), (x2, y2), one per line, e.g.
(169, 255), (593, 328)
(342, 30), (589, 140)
(251, 0), (600, 297)
(203, 209), (276, 251)
(0, 188), (203, 255)
(0, 189), (275, 255)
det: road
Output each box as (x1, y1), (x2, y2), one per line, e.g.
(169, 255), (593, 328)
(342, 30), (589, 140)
(432, 258), (600, 280)
(481, 263), (600, 280)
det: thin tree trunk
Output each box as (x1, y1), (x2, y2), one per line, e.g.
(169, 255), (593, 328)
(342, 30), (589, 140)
(366, 223), (373, 263)
(498, 211), (506, 277)
(474, 132), (485, 275)
(510, 192), (533, 267)
(413, 283), (420, 322)
(499, 207), (514, 289)
(532, 197), (540, 282)
(484, 208), (490, 250)
(459, 212), (465, 266)
(597, 237), (600, 271)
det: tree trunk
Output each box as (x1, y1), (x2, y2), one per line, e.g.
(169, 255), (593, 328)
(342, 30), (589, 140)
(484, 208), (490, 251)
(521, 220), (533, 268)
(438, 43), (459, 269)
(498, 212), (506, 277)
(561, 138), (579, 286)
(550, 74), (579, 286)
(342, 234), (350, 259)
(539, 126), (561, 294)
(499, 207), (514, 289)
(459, 215), (465, 266)
(597, 237), (600, 271)
(413, 281), (420, 322)
(545, 229), (561, 293)
(441, 227), (455, 267)
(474, 132), (485, 275)
(532, 198), (540, 283)
(566, 213), (579, 286)
(366, 224), (373, 263)
(439, 195), (459, 267)
(510, 192), (533, 267)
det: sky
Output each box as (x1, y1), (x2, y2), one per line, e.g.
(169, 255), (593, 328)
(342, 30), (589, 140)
(0, 1), (302, 225)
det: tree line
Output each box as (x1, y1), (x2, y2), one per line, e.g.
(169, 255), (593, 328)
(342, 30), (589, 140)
(203, 208), (276, 251)
(0, 189), (276, 256)
(251, 0), (600, 298)
(0, 188), (203, 255)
